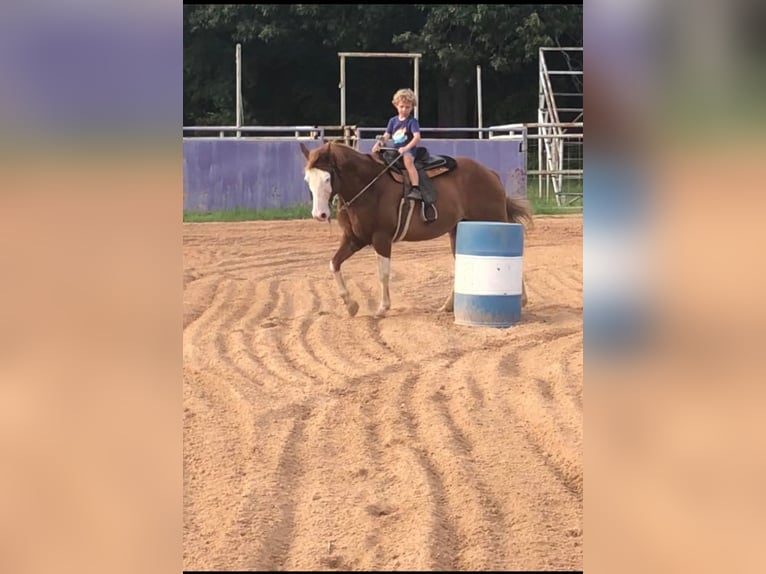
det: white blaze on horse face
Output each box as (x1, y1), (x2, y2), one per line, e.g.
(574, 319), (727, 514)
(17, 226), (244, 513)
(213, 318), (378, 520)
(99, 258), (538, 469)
(304, 167), (332, 220)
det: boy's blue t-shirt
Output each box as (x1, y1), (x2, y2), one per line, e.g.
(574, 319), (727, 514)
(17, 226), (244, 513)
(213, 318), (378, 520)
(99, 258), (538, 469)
(386, 115), (421, 150)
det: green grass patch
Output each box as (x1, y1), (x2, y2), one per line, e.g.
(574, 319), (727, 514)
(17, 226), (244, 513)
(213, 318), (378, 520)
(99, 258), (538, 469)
(183, 204), (312, 222)
(529, 194), (582, 215)
(183, 184), (583, 222)
(526, 175), (582, 215)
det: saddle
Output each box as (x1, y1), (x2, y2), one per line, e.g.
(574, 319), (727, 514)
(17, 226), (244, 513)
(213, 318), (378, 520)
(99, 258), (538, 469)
(372, 147), (457, 185)
(375, 147), (457, 184)
(374, 147), (458, 224)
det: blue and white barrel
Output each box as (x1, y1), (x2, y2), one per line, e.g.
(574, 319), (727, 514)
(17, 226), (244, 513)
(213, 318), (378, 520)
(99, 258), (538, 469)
(454, 221), (524, 328)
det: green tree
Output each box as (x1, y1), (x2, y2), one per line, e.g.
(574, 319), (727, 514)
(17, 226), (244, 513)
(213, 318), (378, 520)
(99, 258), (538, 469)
(183, 4), (582, 128)
(184, 5), (423, 126)
(392, 4), (582, 126)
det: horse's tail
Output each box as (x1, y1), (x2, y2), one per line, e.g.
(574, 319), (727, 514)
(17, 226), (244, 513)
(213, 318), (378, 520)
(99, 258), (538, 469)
(488, 168), (534, 229)
(506, 195), (534, 229)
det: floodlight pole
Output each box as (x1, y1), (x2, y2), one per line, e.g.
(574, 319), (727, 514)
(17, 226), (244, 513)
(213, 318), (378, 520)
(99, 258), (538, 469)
(235, 43), (242, 138)
(477, 65), (483, 139)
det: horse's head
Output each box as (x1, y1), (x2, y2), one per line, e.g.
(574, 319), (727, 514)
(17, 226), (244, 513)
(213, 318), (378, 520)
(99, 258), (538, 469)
(301, 142), (336, 221)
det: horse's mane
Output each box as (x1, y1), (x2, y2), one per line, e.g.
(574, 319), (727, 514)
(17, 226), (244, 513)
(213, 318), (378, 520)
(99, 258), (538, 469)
(306, 141), (365, 172)
(305, 145), (325, 170)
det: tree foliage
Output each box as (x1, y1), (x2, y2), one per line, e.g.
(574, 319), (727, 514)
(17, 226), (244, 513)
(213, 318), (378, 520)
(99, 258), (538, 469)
(184, 4), (582, 128)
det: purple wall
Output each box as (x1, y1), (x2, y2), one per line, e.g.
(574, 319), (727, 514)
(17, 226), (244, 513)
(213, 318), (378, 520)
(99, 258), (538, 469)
(183, 137), (525, 212)
(183, 138), (323, 212)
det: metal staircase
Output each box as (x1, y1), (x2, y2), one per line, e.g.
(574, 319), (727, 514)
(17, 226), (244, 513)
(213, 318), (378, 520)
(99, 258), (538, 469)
(537, 47), (583, 205)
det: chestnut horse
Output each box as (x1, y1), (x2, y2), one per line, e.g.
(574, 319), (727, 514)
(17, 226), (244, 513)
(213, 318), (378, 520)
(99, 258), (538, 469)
(300, 141), (532, 317)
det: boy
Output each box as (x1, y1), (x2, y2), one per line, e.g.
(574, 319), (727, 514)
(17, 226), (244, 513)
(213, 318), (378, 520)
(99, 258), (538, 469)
(371, 88), (422, 200)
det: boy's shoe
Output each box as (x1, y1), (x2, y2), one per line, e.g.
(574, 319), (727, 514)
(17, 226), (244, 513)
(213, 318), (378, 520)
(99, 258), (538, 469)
(405, 186), (422, 200)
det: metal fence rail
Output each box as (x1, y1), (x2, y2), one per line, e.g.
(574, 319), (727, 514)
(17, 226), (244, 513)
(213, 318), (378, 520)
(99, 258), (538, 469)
(182, 125), (324, 139)
(526, 122), (583, 206)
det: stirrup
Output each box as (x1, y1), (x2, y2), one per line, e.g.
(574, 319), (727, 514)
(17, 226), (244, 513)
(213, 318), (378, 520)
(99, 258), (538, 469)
(422, 202), (438, 224)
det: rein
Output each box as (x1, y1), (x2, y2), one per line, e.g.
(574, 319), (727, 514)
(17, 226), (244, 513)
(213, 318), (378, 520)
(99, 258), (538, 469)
(340, 153), (401, 209)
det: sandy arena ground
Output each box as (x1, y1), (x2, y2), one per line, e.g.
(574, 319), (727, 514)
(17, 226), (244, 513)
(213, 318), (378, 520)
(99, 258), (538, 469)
(183, 215), (582, 571)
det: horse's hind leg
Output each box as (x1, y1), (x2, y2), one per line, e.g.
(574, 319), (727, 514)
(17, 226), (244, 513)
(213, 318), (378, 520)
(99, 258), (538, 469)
(331, 235), (363, 317)
(438, 227), (458, 313)
(438, 291), (454, 313)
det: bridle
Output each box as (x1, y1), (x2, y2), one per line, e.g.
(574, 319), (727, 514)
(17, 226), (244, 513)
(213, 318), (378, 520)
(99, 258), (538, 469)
(308, 147), (401, 213)
(339, 152), (401, 209)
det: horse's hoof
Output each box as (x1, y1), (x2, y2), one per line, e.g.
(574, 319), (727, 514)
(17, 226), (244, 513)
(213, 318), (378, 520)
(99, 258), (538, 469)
(374, 307), (388, 318)
(347, 300), (359, 317)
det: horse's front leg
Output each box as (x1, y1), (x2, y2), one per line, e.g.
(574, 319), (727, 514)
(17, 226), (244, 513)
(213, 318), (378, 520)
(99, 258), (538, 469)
(331, 234), (364, 317)
(371, 233), (393, 318)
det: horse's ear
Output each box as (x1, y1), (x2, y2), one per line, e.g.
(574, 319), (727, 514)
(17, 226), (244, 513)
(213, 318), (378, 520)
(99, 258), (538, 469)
(299, 142), (310, 159)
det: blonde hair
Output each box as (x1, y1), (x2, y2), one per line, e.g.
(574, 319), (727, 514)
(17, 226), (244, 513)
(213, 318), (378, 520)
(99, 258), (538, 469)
(392, 88), (417, 107)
